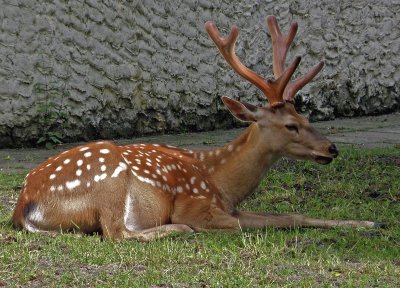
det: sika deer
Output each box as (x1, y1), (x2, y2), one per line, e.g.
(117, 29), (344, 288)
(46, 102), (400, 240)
(12, 16), (378, 241)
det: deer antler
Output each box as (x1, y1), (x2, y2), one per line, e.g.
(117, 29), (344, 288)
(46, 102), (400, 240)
(205, 21), (301, 108)
(266, 15), (324, 103)
(206, 17), (324, 107)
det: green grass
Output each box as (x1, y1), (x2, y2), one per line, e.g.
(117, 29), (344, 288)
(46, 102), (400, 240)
(0, 147), (399, 287)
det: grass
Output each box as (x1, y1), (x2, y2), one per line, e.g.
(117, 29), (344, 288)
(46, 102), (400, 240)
(0, 147), (399, 287)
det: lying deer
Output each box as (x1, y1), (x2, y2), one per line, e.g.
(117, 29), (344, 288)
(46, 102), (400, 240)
(12, 16), (378, 241)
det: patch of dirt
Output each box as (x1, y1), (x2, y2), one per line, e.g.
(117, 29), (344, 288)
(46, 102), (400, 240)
(356, 155), (400, 167)
(0, 234), (17, 244)
(151, 283), (208, 288)
(25, 257), (148, 286)
(371, 155), (400, 166)
(286, 237), (337, 251)
(37, 258), (146, 278)
(0, 193), (17, 212)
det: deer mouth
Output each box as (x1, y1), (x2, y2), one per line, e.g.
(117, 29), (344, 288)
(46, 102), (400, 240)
(311, 152), (333, 164)
(313, 155), (333, 165)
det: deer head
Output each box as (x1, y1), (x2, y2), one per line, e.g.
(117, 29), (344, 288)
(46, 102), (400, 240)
(205, 16), (338, 165)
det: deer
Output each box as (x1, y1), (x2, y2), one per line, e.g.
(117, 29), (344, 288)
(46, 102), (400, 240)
(12, 16), (378, 241)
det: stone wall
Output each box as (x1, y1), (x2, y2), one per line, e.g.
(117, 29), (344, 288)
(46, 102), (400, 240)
(0, 0), (399, 147)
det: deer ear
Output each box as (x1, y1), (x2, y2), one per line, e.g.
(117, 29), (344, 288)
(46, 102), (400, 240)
(221, 96), (259, 122)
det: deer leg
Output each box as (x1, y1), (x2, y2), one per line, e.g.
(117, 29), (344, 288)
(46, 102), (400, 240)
(121, 224), (194, 242)
(234, 211), (378, 229)
(181, 207), (241, 232)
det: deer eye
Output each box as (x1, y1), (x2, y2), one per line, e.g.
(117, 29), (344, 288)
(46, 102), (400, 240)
(285, 124), (299, 133)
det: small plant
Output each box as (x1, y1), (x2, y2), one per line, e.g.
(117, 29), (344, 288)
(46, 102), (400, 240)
(35, 79), (71, 149)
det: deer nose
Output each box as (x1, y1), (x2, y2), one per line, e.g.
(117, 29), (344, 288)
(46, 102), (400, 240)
(328, 144), (339, 157)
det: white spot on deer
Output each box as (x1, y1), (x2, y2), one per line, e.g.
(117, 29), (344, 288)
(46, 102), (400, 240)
(77, 159), (83, 166)
(94, 173), (106, 182)
(135, 159), (141, 164)
(124, 193), (138, 231)
(64, 159), (71, 164)
(111, 162), (127, 178)
(101, 165), (107, 172)
(50, 186), (55, 192)
(49, 174), (56, 180)
(100, 149), (110, 154)
(199, 153), (205, 161)
(220, 159), (227, 164)
(137, 175), (155, 186)
(46, 163), (52, 167)
(66, 179), (81, 190)
(57, 185), (63, 191)
(177, 186), (183, 193)
(193, 188), (199, 194)
(215, 150), (221, 156)
(76, 169), (82, 176)
(227, 144), (234, 152)
(79, 147), (89, 151)
(87, 182), (91, 188)
(87, 164), (91, 170)
(132, 166), (139, 171)
(208, 166), (215, 173)
(143, 169), (150, 174)
(162, 184), (171, 192)
(190, 176), (196, 185)
(185, 183), (190, 190)
(200, 181), (207, 190)
(123, 152), (129, 156)
(162, 175), (167, 181)
(84, 152), (92, 158)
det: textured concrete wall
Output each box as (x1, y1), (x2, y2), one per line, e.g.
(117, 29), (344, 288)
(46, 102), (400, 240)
(0, 0), (399, 147)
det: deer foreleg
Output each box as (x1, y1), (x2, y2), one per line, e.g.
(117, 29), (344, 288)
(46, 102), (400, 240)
(234, 211), (378, 229)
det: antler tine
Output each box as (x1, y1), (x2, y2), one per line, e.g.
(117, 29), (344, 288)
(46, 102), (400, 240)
(273, 55), (301, 100)
(266, 15), (324, 103)
(283, 62), (324, 102)
(266, 15), (298, 79)
(205, 21), (283, 106)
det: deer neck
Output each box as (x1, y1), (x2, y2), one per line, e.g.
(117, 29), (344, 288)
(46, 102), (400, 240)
(195, 123), (281, 208)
